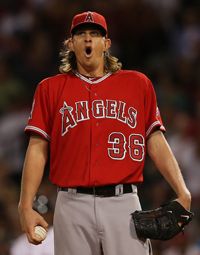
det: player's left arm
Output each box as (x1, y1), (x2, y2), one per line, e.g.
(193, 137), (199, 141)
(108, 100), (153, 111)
(147, 130), (191, 210)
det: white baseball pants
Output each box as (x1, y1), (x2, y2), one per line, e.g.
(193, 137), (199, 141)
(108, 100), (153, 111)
(53, 186), (151, 255)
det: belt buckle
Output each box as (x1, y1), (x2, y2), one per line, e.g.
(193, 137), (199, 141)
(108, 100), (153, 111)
(115, 184), (123, 196)
(67, 188), (77, 194)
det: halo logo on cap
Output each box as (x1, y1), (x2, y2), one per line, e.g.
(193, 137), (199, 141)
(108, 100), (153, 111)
(85, 12), (94, 22)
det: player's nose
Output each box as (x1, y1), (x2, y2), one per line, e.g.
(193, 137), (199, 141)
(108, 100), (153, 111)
(84, 32), (92, 42)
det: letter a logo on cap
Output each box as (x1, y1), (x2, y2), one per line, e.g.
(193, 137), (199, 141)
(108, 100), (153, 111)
(70, 11), (107, 35)
(85, 12), (94, 22)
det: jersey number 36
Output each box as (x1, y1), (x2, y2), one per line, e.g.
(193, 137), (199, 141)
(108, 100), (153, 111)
(108, 132), (145, 161)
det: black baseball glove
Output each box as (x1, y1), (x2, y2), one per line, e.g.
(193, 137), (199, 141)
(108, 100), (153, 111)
(131, 201), (194, 241)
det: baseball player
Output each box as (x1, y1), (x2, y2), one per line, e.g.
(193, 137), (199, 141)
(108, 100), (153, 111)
(18, 11), (191, 255)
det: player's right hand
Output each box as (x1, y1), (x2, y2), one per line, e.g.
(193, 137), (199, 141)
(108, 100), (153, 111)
(18, 206), (48, 245)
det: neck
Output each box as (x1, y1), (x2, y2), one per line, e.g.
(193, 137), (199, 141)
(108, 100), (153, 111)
(77, 64), (105, 78)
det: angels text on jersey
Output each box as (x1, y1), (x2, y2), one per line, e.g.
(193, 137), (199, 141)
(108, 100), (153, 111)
(59, 99), (137, 136)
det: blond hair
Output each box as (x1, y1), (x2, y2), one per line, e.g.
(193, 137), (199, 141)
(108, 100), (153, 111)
(59, 39), (122, 74)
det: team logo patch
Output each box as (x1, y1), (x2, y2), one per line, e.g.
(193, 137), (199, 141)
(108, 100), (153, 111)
(156, 107), (160, 117)
(29, 99), (35, 119)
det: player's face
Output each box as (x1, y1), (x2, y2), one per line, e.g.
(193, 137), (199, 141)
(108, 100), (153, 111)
(68, 28), (111, 75)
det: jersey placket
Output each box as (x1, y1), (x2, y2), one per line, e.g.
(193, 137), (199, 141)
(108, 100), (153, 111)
(88, 84), (101, 186)
(74, 71), (112, 186)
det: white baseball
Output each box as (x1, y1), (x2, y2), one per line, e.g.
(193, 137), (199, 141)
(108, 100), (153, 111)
(34, 226), (47, 241)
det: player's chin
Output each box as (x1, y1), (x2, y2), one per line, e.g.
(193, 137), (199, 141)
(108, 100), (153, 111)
(82, 55), (94, 64)
(82, 59), (96, 67)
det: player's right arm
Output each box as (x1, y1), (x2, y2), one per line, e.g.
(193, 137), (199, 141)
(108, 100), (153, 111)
(18, 135), (49, 245)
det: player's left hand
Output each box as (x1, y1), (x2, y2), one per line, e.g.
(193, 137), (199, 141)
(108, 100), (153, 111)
(131, 200), (194, 241)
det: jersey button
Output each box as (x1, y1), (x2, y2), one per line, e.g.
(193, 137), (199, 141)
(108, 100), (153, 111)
(94, 93), (97, 96)
(96, 122), (99, 127)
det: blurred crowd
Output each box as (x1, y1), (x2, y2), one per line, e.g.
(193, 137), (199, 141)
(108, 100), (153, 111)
(0, 0), (200, 254)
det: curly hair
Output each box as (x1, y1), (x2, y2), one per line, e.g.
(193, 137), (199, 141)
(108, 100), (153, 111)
(59, 39), (122, 74)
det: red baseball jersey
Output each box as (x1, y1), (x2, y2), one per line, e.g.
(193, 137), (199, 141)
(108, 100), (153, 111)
(25, 70), (165, 187)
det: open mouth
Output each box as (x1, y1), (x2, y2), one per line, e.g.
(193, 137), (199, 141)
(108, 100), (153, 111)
(85, 46), (92, 57)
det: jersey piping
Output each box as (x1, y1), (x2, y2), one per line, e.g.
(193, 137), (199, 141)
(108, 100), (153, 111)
(146, 120), (164, 137)
(74, 71), (112, 84)
(25, 125), (51, 141)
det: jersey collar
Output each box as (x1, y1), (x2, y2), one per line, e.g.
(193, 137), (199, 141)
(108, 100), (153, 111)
(74, 71), (112, 84)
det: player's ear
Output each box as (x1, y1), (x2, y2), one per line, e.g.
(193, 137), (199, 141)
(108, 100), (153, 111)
(104, 38), (111, 51)
(66, 38), (74, 52)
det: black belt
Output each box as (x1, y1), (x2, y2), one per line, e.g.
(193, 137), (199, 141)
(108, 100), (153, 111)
(59, 184), (134, 197)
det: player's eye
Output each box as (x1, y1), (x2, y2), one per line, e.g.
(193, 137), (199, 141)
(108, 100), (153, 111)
(90, 30), (101, 37)
(75, 30), (85, 36)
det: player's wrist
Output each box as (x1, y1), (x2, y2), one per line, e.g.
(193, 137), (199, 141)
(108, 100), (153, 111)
(178, 189), (191, 201)
(18, 201), (33, 212)
(176, 191), (191, 210)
